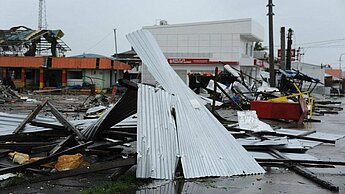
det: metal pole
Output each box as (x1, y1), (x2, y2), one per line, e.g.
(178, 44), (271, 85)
(286, 28), (293, 70)
(267, 0), (275, 87)
(114, 29), (119, 83)
(280, 27), (286, 70)
(339, 53), (345, 75)
(212, 67), (219, 113)
(339, 53), (345, 93)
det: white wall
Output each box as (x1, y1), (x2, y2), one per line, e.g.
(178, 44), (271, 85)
(84, 69), (110, 89)
(143, 18), (264, 67)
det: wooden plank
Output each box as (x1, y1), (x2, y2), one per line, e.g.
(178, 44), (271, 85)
(47, 101), (84, 140)
(29, 158), (136, 183)
(13, 99), (48, 134)
(269, 148), (339, 191)
(101, 131), (137, 139)
(256, 158), (345, 166)
(48, 134), (75, 156)
(109, 165), (133, 181)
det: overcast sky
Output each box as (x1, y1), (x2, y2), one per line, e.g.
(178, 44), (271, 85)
(2, 0), (345, 67)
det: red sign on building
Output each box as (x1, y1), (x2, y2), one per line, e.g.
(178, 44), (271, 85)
(168, 58), (210, 64)
(277, 49), (296, 60)
(167, 58), (239, 65)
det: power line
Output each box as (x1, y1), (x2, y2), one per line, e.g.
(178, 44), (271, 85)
(304, 44), (345, 49)
(296, 38), (345, 46)
(84, 31), (113, 53)
(268, 38), (345, 48)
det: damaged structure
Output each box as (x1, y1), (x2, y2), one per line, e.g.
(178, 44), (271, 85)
(127, 29), (265, 179)
(0, 26), (131, 89)
(0, 28), (345, 193)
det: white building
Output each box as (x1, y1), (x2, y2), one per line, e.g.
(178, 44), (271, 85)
(143, 18), (264, 84)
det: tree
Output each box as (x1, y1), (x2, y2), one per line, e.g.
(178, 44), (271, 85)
(254, 42), (265, 51)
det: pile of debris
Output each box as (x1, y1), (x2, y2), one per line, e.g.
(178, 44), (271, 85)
(0, 84), (22, 104)
(126, 30), (345, 191)
(0, 30), (344, 193)
(0, 84), (138, 185)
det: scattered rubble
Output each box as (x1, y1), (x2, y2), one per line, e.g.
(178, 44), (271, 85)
(0, 30), (344, 193)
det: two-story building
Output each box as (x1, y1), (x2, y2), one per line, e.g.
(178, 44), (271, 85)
(142, 18), (264, 85)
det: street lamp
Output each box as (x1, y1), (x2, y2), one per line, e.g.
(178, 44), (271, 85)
(338, 53), (345, 94)
(340, 53), (345, 78)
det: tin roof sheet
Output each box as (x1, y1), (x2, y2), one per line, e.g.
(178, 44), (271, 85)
(127, 29), (264, 179)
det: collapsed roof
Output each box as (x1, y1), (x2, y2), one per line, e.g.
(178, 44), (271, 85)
(0, 26), (71, 57)
(127, 29), (265, 179)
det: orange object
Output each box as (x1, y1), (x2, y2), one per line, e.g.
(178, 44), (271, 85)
(0, 56), (131, 70)
(0, 56), (44, 68)
(55, 153), (85, 171)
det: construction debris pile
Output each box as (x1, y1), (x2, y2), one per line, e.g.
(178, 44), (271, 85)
(0, 85), (138, 185)
(0, 84), (22, 104)
(0, 30), (344, 193)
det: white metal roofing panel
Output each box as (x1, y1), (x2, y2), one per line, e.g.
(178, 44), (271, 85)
(0, 112), (57, 135)
(127, 29), (264, 179)
(137, 84), (179, 179)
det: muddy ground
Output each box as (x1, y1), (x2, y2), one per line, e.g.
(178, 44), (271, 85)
(1, 94), (345, 194)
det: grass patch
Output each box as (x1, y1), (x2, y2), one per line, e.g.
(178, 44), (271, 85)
(80, 171), (141, 194)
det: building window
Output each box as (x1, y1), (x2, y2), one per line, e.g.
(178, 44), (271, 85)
(67, 71), (83, 79)
(8, 68), (21, 79)
(245, 43), (253, 57)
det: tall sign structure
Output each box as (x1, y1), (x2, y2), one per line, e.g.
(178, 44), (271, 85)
(38, 0), (47, 29)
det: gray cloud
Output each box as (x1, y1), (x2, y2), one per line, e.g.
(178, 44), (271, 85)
(1, 0), (345, 65)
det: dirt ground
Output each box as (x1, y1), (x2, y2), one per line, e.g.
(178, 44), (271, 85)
(1, 95), (345, 194)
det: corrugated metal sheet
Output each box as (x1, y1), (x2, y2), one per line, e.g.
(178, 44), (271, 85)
(0, 112), (57, 135)
(137, 84), (179, 179)
(127, 30), (265, 179)
(136, 180), (176, 194)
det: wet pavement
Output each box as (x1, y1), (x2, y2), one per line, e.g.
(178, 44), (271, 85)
(137, 96), (345, 194)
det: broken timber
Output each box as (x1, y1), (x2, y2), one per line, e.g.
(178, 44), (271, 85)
(30, 157), (136, 183)
(13, 99), (48, 134)
(0, 141), (93, 175)
(47, 101), (84, 140)
(269, 148), (339, 191)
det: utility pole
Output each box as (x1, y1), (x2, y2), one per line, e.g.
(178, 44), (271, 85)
(267, 0), (275, 86)
(280, 27), (286, 70)
(38, 0), (47, 29)
(38, 0), (47, 56)
(286, 28), (293, 70)
(113, 29), (119, 83)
